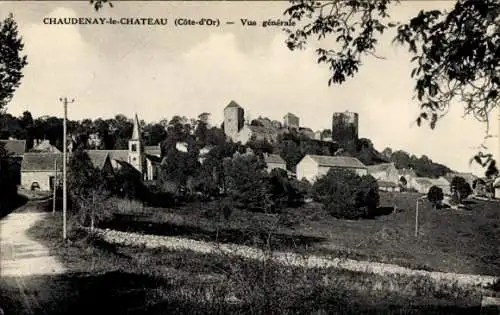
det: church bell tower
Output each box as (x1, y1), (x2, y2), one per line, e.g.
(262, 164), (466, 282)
(128, 113), (144, 175)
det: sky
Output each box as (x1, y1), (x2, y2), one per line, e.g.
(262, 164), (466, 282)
(1, 1), (499, 175)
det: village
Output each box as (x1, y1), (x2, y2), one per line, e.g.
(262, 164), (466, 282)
(2, 100), (499, 202)
(2, 100), (500, 314)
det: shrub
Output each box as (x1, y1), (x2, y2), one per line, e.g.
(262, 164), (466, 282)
(427, 186), (443, 209)
(295, 178), (313, 198)
(450, 176), (472, 202)
(268, 168), (305, 209)
(222, 152), (274, 213)
(311, 168), (379, 219)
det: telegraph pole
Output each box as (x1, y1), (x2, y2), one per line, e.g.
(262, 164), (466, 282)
(60, 97), (74, 241)
(52, 158), (57, 214)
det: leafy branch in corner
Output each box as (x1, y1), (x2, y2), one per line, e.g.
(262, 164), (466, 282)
(284, 0), (397, 86)
(90, 0), (113, 11)
(284, 0), (500, 134)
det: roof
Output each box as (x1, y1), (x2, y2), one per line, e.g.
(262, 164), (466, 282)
(145, 145), (161, 156)
(225, 100), (241, 109)
(87, 150), (128, 163)
(414, 177), (433, 186)
(429, 177), (450, 186)
(21, 153), (64, 171)
(0, 139), (26, 155)
(399, 168), (416, 177)
(306, 155), (366, 169)
(131, 113), (141, 140)
(264, 154), (286, 165)
(145, 154), (162, 163)
(86, 151), (113, 169)
(31, 140), (61, 153)
(367, 163), (395, 173)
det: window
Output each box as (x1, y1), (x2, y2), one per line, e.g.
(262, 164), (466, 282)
(131, 144), (137, 152)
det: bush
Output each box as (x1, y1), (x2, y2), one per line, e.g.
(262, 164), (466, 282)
(223, 152), (274, 213)
(427, 186), (444, 209)
(268, 168), (305, 209)
(143, 181), (177, 207)
(450, 176), (472, 202)
(311, 168), (379, 219)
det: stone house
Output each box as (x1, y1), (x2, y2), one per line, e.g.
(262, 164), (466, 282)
(367, 162), (401, 191)
(235, 124), (283, 144)
(430, 177), (451, 195)
(21, 153), (64, 191)
(263, 153), (286, 173)
(411, 176), (451, 195)
(30, 140), (61, 153)
(398, 168), (417, 190)
(296, 154), (367, 183)
(21, 114), (161, 190)
(411, 177), (434, 194)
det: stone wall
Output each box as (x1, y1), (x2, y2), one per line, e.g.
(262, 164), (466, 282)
(21, 171), (54, 191)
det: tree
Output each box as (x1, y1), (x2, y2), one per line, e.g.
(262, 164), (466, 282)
(285, 0), (500, 172)
(427, 185), (444, 209)
(90, 0), (113, 11)
(450, 176), (472, 202)
(21, 111), (34, 150)
(268, 168), (305, 208)
(285, 0), (499, 130)
(68, 148), (113, 228)
(222, 151), (274, 213)
(0, 13), (28, 112)
(311, 168), (379, 219)
(0, 142), (18, 214)
(399, 176), (407, 190)
(143, 123), (167, 146)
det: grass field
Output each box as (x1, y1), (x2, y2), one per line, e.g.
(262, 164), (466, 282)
(100, 192), (500, 276)
(0, 213), (488, 315)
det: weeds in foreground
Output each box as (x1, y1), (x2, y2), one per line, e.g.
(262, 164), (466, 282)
(25, 210), (487, 314)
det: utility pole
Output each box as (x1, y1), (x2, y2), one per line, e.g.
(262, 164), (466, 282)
(60, 97), (74, 241)
(52, 158), (57, 214)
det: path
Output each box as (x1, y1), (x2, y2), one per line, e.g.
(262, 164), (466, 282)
(1, 211), (65, 277)
(95, 228), (499, 289)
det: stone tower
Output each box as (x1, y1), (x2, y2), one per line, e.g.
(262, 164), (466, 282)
(128, 113), (144, 175)
(332, 111), (359, 146)
(223, 100), (245, 141)
(283, 112), (300, 130)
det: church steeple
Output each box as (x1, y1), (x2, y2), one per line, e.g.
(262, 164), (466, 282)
(131, 113), (141, 140)
(128, 113), (144, 176)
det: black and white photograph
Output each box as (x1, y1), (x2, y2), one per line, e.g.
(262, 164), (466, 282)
(0, 0), (499, 314)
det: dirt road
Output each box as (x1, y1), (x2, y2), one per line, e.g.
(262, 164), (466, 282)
(1, 209), (65, 277)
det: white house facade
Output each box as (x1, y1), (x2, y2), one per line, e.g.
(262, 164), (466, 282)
(296, 155), (367, 183)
